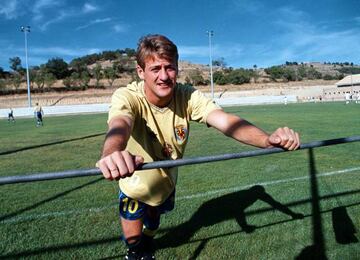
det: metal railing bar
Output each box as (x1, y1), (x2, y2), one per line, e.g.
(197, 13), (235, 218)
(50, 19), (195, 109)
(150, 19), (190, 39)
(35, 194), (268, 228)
(0, 136), (359, 185)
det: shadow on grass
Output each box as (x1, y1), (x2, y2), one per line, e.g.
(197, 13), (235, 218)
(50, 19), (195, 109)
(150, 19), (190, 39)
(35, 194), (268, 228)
(156, 185), (304, 254)
(0, 132), (105, 156)
(296, 148), (327, 260)
(332, 206), (358, 244)
(1, 196), (359, 258)
(0, 177), (103, 222)
(155, 186), (360, 259)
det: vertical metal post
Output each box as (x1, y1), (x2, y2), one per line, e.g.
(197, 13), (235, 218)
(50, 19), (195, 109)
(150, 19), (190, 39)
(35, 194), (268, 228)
(350, 72), (353, 97)
(207, 30), (214, 100)
(21, 26), (31, 107)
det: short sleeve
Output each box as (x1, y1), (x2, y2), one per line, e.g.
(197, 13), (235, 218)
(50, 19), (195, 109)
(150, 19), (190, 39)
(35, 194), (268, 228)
(188, 89), (222, 123)
(108, 88), (138, 124)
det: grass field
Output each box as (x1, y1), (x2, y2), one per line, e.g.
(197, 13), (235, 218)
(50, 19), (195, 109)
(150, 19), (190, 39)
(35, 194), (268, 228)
(0, 102), (359, 259)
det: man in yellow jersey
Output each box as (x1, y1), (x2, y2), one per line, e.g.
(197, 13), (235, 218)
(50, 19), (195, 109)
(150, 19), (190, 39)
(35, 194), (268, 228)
(97, 34), (300, 259)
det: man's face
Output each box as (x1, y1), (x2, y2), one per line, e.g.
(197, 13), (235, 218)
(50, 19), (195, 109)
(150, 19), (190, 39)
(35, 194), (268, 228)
(137, 55), (178, 106)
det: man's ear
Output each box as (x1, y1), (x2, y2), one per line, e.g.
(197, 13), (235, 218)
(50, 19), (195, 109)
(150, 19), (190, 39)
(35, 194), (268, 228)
(136, 65), (145, 80)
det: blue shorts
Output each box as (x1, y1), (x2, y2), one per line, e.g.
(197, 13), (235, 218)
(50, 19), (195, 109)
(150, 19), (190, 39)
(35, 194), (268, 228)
(37, 112), (42, 120)
(119, 190), (175, 220)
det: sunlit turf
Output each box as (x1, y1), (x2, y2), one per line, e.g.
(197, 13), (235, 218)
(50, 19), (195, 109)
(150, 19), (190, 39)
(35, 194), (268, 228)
(0, 102), (359, 259)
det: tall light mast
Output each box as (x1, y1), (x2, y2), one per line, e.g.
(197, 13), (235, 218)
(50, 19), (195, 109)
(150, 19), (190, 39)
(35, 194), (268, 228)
(21, 25), (31, 107)
(206, 30), (214, 99)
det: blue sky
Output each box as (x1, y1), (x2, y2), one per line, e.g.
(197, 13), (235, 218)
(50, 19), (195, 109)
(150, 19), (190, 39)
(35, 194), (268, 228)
(1, 0), (360, 71)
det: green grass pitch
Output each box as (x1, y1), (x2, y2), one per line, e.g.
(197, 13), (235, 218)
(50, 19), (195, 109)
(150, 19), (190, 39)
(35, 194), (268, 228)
(0, 102), (359, 259)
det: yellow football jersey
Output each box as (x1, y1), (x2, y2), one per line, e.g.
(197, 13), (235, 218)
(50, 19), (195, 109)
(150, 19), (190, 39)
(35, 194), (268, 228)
(108, 81), (221, 206)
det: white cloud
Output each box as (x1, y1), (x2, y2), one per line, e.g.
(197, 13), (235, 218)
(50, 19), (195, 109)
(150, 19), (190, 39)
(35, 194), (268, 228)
(0, 0), (19, 19)
(215, 44), (244, 59)
(178, 46), (209, 57)
(38, 11), (69, 31)
(113, 24), (128, 33)
(32, 0), (62, 21)
(0, 44), (103, 69)
(30, 46), (102, 58)
(34, 0), (61, 11)
(82, 3), (98, 13)
(276, 6), (307, 21)
(32, 1), (96, 31)
(179, 44), (245, 63)
(297, 30), (360, 60)
(257, 8), (360, 66)
(76, 18), (112, 30)
(231, 0), (263, 14)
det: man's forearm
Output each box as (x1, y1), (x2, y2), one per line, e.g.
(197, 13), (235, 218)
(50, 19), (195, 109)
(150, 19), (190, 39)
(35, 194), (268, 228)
(229, 122), (270, 148)
(101, 117), (132, 157)
(207, 110), (270, 148)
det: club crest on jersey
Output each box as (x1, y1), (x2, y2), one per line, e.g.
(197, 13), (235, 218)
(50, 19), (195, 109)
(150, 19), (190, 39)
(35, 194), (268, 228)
(175, 125), (187, 144)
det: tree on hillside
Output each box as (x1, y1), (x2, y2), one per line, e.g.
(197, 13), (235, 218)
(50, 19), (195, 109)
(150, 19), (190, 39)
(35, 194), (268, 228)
(11, 73), (22, 91)
(297, 65), (307, 79)
(0, 79), (6, 91)
(104, 67), (117, 88)
(44, 73), (56, 89)
(92, 63), (103, 88)
(227, 69), (251, 84)
(9, 57), (22, 72)
(34, 72), (45, 91)
(0, 67), (5, 79)
(212, 57), (226, 68)
(44, 57), (69, 79)
(264, 66), (284, 81)
(306, 67), (322, 79)
(69, 59), (88, 74)
(285, 61), (298, 66)
(80, 71), (91, 90)
(337, 67), (360, 75)
(68, 71), (90, 90)
(65, 72), (81, 90)
(213, 71), (227, 85)
(253, 65), (259, 83)
(188, 69), (207, 86)
(124, 48), (136, 57)
(63, 76), (76, 90)
(102, 50), (119, 60)
(72, 53), (100, 66)
(29, 67), (37, 90)
(33, 67), (47, 91)
(112, 60), (126, 74)
(282, 68), (297, 81)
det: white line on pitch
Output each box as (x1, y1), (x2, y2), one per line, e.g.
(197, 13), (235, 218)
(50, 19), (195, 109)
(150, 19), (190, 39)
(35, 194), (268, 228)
(177, 166), (360, 200)
(1, 166), (359, 224)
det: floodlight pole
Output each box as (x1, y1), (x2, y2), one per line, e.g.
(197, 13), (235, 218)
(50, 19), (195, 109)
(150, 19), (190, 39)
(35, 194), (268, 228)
(350, 72), (353, 96)
(207, 30), (214, 100)
(21, 26), (31, 107)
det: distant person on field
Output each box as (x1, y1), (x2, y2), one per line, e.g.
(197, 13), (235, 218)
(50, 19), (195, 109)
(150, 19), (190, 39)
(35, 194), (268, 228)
(8, 108), (15, 123)
(345, 93), (351, 104)
(356, 92), (360, 104)
(96, 34), (301, 260)
(283, 96), (288, 105)
(34, 103), (44, 126)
